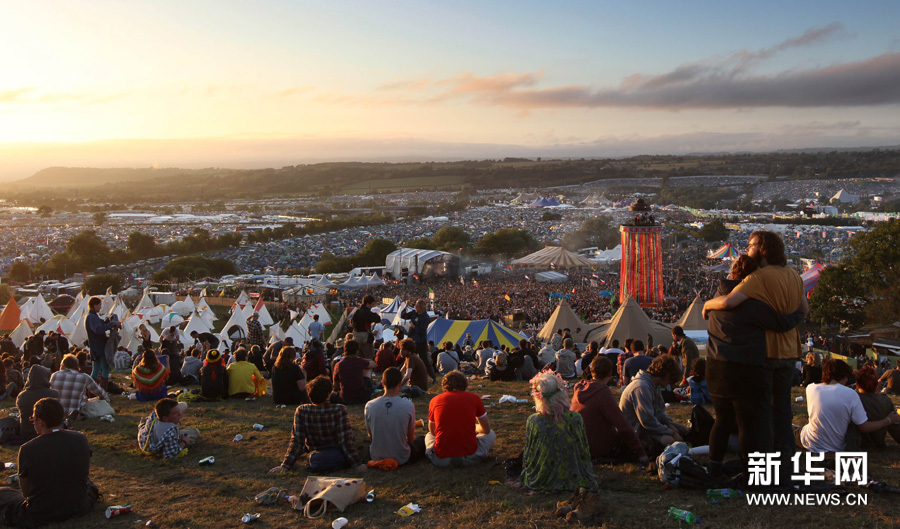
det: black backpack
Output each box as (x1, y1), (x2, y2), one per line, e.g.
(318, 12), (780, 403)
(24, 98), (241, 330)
(686, 404), (715, 447)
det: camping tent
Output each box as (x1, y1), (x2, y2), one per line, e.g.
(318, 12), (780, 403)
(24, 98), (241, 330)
(538, 300), (589, 343)
(535, 271), (568, 283)
(253, 298), (274, 327)
(10, 320), (32, 349)
(23, 296), (55, 325)
(512, 246), (596, 268)
(316, 275), (337, 287)
(427, 318), (526, 350)
(36, 315), (76, 337)
(707, 243), (739, 259)
(379, 297), (405, 324)
(0, 298), (21, 331)
(674, 295), (708, 332)
(583, 297), (674, 348)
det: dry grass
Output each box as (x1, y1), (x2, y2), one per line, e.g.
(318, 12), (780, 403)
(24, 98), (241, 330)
(2, 377), (899, 529)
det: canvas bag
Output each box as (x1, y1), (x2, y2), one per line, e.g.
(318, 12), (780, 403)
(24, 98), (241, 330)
(82, 398), (115, 419)
(293, 476), (365, 519)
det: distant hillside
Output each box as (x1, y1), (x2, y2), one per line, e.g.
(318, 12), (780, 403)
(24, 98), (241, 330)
(11, 167), (235, 188)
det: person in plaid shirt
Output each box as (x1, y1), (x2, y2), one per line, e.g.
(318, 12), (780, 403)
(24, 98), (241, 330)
(49, 354), (109, 418)
(268, 376), (367, 474)
(246, 313), (266, 350)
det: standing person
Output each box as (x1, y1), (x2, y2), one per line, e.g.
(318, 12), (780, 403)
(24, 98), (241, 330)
(521, 372), (598, 492)
(670, 327), (698, 386)
(307, 314), (325, 342)
(85, 296), (120, 390)
(246, 312), (266, 350)
(401, 299), (436, 381)
(704, 230), (808, 477)
(0, 398), (98, 526)
(425, 370), (495, 467)
(364, 367), (422, 466)
(352, 295), (381, 360)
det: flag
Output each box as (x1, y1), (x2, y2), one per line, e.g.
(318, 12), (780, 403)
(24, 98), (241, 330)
(459, 276), (465, 285)
(428, 287), (434, 294)
(413, 274), (419, 280)
(219, 288), (225, 297)
(473, 280), (479, 288)
(504, 294), (511, 301)
(550, 262), (557, 269)
(572, 287), (577, 294)
(591, 272), (599, 279)
(524, 275), (530, 280)
(506, 265), (512, 271)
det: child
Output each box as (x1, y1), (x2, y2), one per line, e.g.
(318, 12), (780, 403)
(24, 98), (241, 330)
(687, 358), (711, 405)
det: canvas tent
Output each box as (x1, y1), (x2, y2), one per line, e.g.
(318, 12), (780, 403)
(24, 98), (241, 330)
(512, 246), (596, 268)
(10, 320), (32, 349)
(538, 300), (589, 343)
(707, 243), (740, 259)
(675, 295), (707, 332)
(23, 296), (54, 325)
(830, 189), (860, 205)
(511, 192), (540, 205)
(0, 298), (21, 331)
(427, 318), (526, 350)
(584, 297), (674, 348)
(384, 248), (459, 280)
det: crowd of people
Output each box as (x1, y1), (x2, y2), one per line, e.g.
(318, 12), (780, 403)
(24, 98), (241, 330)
(1, 228), (899, 526)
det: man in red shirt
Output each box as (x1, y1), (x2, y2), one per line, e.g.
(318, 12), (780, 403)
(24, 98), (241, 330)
(425, 370), (495, 467)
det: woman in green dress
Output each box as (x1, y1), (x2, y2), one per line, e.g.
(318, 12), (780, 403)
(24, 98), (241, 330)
(521, 372), (598, 491)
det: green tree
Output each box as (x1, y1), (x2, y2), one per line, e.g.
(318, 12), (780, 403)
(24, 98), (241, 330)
(848, 220), (900, 290)
(406, 237), (437, 250)
(432, 226), (470, 252)
(699, 220), (730, 242)
(0, 285), (12, 306)
(7, 262), (31, 283)
(127, 232), (158, 258)
(809, 265), (867, 328)
(474, 228), (540, 257)
(152, 256), (238, 282)
(92, 212), (107, 226)
(36, 205), (53, 217)
(66, 230), (111, 268)
(83, 273), (123, 295)
(561, 215), (618, 251)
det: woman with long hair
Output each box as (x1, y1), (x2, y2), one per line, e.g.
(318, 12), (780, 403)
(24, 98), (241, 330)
(271, 346), (308, 405)
(520, 372), (597, 491)
(132, 348), (170, 402)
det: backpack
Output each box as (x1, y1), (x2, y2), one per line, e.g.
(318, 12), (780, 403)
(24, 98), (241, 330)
(686, 404), (715, 447)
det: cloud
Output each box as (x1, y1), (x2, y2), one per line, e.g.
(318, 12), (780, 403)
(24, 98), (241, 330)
(0, 88), (36, 103)
(273, 85), (316, 98)
(0, 88), (127, 106)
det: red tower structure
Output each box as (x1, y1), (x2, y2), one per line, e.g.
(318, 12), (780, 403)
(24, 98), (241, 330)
(619, 199), (663, 307)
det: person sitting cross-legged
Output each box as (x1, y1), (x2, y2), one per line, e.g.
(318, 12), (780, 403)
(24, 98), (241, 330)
(0, 398), (99, 527)
(268, 376), (367, 474)
(365, 367), (424, 466)
(50, 354), (109, 421)
(521, 372), (598, 491)
(425, 370), (496, 468)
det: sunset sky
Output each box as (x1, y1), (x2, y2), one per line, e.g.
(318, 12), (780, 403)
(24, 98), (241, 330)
(2, 0), (899, 180)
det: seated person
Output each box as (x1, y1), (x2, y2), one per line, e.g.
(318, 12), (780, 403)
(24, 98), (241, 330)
(398, 338), (429, 398)
(800, 360), (900, 453)
(687, 358), (711, 405)
(488, 352), (515, 382)
(271, 347), (308, 405)
(300, 340), (327, 381)
(878, 367), (900, 395)
(425, 370), (496, 467)
(247, 344), (266, 373)
(132, 349), (170, 402)
(373, 342), (397, 374)
(180, 348), (203, 385)
(521, 372), (598, 491)
(476, 341), (495, 373)
(856, 367), (900, 449)
(137, 399), (199, 459)
(554, 339), (577, 379)
(621, 340), (653, 386)
(436, 344), (460, 376)
(619, 355), (689, 455)
(16, 365), (59, 440)
(49, 354), (109, 419)
(0, 398), (98, 526)
(199, 350), (229, 400)
(268, 376), (366, 473)
(226, 347), (266, 398)
(802, 352), (823, 387)
(112, 348), (133, 372)
(571, 356), (648, 463)
(365, 367), (423, 466)
(332, 340), (376, 404)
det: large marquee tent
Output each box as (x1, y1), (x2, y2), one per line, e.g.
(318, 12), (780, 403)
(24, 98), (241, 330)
(427, 318), (526, 350)
(512, 246), (596, 268)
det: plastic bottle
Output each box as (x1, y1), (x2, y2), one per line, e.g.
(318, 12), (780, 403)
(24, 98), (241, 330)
(668, 507), (700, 523)
(707, 488), (742, 499)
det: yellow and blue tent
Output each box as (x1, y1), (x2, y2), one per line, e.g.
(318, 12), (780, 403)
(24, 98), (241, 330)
(427, 318), (526, 350)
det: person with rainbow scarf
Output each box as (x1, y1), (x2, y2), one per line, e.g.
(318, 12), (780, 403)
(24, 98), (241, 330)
(132, 349), (170, 402)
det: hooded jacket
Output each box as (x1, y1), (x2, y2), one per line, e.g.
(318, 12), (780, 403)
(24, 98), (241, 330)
(16, 365), (59, 437)
(618, 370), (674, 440)
(571, 379), (646, 460)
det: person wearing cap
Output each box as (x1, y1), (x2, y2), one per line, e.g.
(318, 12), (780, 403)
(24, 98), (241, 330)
(137, 398), (199, 459)
(199, 350), (229, 400)
(0, 398), (98, 526)
(246, 312), (266, 350)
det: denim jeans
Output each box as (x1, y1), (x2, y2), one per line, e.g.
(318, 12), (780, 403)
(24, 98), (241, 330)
(761, 357), (797, 481)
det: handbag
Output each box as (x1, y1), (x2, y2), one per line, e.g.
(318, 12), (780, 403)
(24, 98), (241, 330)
(293, 476), (366, 519)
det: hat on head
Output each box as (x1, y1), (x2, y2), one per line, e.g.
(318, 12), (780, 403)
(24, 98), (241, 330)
(206, 350), (222, 363)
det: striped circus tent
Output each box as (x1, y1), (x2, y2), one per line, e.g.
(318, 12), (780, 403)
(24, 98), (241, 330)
(427, 318), (526, 350)
(801, 263), (826, 296)
(707, 243), (740, 259)
(512, 246), (596, 268)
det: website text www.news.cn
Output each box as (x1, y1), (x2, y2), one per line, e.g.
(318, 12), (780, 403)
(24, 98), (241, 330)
(746, 492), (868, 506)
(744, 451), (870, 506)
